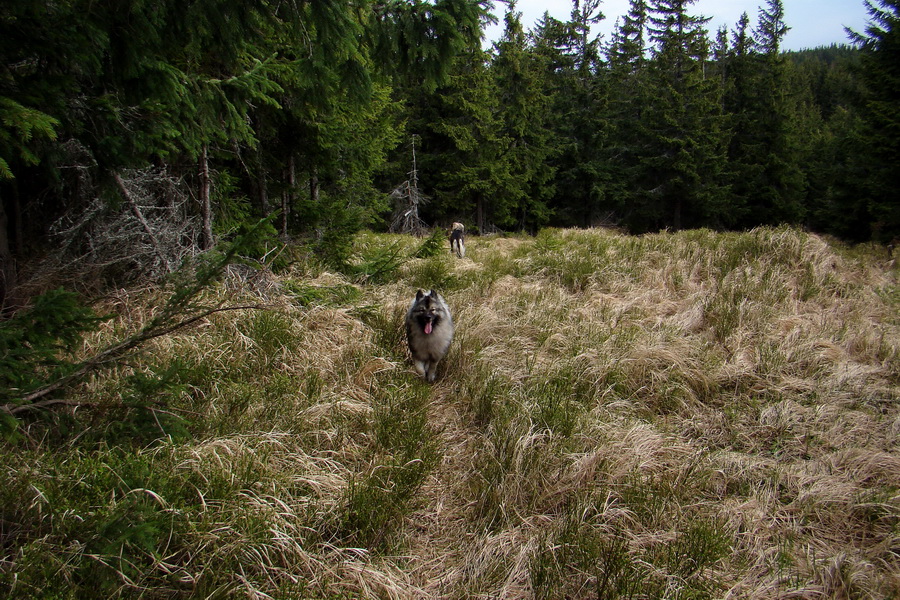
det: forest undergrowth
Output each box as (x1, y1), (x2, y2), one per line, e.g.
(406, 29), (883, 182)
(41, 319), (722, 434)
(2, 227), (899, 599)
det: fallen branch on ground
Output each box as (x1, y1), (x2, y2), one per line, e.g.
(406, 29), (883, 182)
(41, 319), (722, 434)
(1, 304), (268, 415)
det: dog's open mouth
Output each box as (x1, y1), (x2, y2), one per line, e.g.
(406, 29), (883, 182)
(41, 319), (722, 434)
(424, 318), (434, 335)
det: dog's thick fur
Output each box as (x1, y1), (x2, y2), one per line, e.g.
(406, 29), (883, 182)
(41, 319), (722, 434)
(449, 222), (465, 258)
(405, 289), (454, 382)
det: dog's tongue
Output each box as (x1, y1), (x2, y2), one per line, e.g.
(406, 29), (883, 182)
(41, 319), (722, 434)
(424, 320), (433, 335)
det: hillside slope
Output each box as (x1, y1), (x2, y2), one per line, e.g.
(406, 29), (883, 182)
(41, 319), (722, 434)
(3, 227), (899, 599)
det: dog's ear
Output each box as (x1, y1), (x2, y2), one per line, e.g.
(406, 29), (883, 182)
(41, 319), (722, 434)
(430, 289), (438, 299)
(416, 289), (425, 300)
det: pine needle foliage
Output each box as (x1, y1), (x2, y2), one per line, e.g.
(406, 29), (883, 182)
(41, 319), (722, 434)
(0, 220), (271, 439)
(0, 289), (105, 436)
(413, 228), (446, 258)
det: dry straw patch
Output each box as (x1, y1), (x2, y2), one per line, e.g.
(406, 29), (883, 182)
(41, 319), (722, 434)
(403, 227), (899, 599)
(3, 226), (899, 599)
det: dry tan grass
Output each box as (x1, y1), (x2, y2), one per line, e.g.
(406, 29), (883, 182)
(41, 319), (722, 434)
(393, 228), (899, 599)
(4, 227), (898, 599)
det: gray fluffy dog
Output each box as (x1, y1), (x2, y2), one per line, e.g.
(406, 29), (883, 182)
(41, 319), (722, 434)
(405, 289), (454, 382)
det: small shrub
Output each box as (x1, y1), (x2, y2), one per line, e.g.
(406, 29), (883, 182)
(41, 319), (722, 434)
(354, 303), (407, 359)
(92, 364), (192, 446)
(0, 289), (107, 437)
(406, 254), (459, 291)
(371, 383), (434, 457)
(522, 230), (608, 292)
(343, 457), (429, 550)
(414, 228), (446, 258)
(351, 240), (407, 284)
(241, 310), (299, 357)
(531, 523), (641, 600)
(526, 366), (594, 436)
(464, 368), (510, 427)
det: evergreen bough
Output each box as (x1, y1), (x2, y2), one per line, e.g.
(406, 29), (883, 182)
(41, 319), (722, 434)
(0, 222), (271, 438)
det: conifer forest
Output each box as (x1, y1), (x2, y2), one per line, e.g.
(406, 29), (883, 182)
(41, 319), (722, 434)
(1, 0), (898, 302)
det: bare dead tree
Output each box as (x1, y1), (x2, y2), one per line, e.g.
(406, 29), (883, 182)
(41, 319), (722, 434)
(199, 145), (214, 250)
(113, 171), (171, 270)
(389, 135), (430, 236)
(281, 153), (296, 237)
(28, 166), (200, 293)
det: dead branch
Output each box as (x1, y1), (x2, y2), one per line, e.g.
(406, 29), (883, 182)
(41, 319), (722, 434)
(2, 304), (268, 415)
(24, 166), (200, 295)
(113, 171), (172, 272)
(389, 135), (431, 236)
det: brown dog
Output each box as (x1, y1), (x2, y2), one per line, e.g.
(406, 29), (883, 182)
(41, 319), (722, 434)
(449, 222), (465, 258)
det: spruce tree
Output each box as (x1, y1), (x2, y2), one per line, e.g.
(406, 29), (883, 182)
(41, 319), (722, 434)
(243, 3), (403, 258)
(721, 12), (760, 227)
(791, 47), (870, 240)
(748, 0), (807, 225)
(606, 0), (652, 227)
(422, 45), (507, 233)
(489, 1), (557, 231)
(535, 1), (611, 227)
(635, 0), (730, 230)
(849, 0), (900, 242)
(368, 0), (492, 92)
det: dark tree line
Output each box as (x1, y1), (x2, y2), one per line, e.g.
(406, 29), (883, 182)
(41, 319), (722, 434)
(1, 0), (898, 307)
(410, 0), (897, 241)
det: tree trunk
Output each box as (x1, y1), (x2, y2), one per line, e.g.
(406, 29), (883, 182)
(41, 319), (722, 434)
(673, 196), (683, 231)
(0, 195), (16, 312)
(310, 165), (319, 208)
(282, 154), (295, 237)
(255, 148), (269, 216)
(476, 194), (485, 235)
(199, 145), (213, 250)
(309, 168), (321, 236)
(12, 182), (22, 257)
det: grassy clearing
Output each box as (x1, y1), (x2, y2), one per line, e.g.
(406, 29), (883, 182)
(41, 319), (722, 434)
(2, 227), (899, 599)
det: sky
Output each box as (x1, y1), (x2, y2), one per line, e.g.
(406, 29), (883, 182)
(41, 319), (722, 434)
(483, 0), (872, 52)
